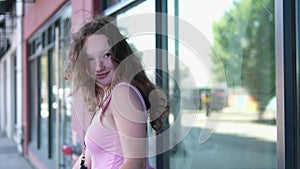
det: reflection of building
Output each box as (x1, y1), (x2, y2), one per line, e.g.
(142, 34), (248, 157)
(0, 0), (298, 169)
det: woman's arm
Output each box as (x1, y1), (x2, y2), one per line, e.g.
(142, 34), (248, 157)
(111, 84), (148, 169)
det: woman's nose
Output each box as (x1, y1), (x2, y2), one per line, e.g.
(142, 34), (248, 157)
(96, 58), (104, 71)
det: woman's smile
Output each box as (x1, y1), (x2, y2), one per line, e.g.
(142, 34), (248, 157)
(96, 71), (110, 79)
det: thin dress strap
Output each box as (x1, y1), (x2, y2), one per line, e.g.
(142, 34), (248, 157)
(103, 82), (147, 112)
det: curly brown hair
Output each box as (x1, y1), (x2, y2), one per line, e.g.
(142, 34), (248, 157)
(64, 15), (168, 131)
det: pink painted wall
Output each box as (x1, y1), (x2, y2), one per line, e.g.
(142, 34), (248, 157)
(71, 0), (100, 33)
(23, 0), (67, 39)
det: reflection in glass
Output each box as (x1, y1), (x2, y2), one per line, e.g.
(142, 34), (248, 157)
(116, 0), (155, 69)
(49, 48), (57, 160)
(60, 16), (73, 168)
(101, 0), (121, 11)
(39, 55), (49, 154)
(29, 61), (37, 144)
(168, 0), (276, 168)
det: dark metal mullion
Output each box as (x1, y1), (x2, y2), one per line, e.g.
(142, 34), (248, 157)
(155, 0), (168, 106)
(13, 55), (17, 126)
(296, 0), (300, 168)
(33, 60), (38, 145)
(37, 58), (41, 149)
(48, 50), (53, 159)
(282, 0), (298, 168)
(155, 0), (169, 169)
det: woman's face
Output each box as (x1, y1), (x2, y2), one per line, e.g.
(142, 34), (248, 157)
(85, 34), (116, 87)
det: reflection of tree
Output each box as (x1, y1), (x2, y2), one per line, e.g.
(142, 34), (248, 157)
(210, 0), (275, 116)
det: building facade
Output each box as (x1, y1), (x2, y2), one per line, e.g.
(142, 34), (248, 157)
(0, 0), (23, 153)
(0, 0), (299, 168)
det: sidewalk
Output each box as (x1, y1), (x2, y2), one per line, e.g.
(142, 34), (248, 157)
(0, 131), (34, 169)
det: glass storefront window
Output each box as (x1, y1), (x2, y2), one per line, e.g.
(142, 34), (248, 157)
(29, 60), (37, 144)
(116, 0), (155, 70)
(101, 0), (121, 11)
(49, 48), (57, 159)
(38, 54), (49, 154)
(167, 0), (276, 168)
(61, 16), (73, 169)
(101, 0), (279, 168)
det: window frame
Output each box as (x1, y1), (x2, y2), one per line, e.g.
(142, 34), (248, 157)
(102, 0), (142, 16)
(276, 0), (299, 168)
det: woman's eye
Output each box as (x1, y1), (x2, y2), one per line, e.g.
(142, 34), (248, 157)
(104, 52), (111, 58)
(87, 57), (94, 61)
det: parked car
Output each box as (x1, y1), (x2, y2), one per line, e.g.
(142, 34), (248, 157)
(205, 88), (227, 116)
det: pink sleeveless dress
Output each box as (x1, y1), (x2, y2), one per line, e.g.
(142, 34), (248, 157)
(85, 82), (154, 169)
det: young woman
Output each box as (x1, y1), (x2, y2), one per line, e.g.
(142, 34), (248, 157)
(64, 16), (168, 169)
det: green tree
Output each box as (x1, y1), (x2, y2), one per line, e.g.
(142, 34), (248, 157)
(210, 0), (275, 116)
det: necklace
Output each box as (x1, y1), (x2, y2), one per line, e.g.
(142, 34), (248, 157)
(102, 85), (114, 103)
(92, 82), (118, 123)
(99, 81), (118, 106)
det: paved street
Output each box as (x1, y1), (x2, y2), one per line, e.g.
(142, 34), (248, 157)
(0, 132), (34, 169)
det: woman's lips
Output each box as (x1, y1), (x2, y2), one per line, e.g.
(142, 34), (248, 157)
(96, 72), (109, 79)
